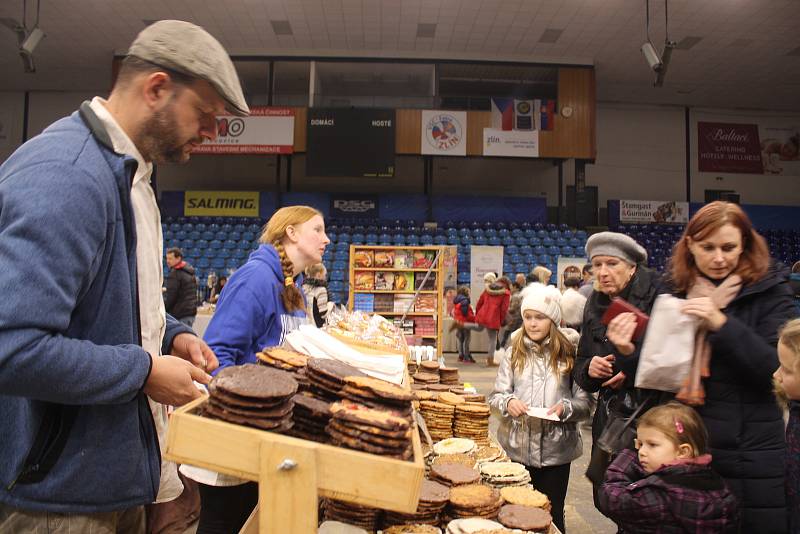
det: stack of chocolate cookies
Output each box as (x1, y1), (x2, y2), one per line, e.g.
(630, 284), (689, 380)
(327, 401), (413, 460)
(419, 400), (455, 441)
(413, 372), (440, 386)
(479, 462), (532, 489)
(439, 367), (460, 385)
(453, 403), (491, 445)
(419, 360), (441, 374)
(382, 479), (450, 528)
(461, 393), (486, 403)
(429, 463), (481, 488)
(446, 484), (504, 521)
(307, 358), (366, 401)
(426, 384), (453, 394)
(340, 376), (414, 419)
(205, 364), (296, 432)
(431, 453), (475, 470)
(322, 498), (381, 532)
(497, 504), (552, 533)
(289, 393), (331, 443)
(499, 486), (551, 513)
(256, 346), (310, 391)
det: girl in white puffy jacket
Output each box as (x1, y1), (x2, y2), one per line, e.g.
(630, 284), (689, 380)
(489, 284), (594, 534)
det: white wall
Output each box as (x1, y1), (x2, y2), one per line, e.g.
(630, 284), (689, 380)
(0, 92), (25, 163)
(27, 91), (99, 138)
(586, 103), (687, 205)
(690, 108), (800, 206)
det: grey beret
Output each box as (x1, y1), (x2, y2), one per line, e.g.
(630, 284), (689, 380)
(128, 20), (249, 117)
(585, 231), (648, 265)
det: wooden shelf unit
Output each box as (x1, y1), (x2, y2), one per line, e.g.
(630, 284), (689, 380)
(348, 245), (444, 357)
(166, 396), (424, 533)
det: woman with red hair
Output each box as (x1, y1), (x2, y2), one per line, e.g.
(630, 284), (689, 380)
(666, 201), (797, 533)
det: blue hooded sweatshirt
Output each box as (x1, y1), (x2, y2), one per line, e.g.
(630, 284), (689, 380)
(204, 244), (309, 372)
(0, 103), (191, 513)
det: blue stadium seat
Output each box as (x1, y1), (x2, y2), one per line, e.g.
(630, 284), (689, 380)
(223, 239), (238, 250)
(519, 245), (533, 256)
(188, 230), (201, 241)
(233, 249), (247, 260)
(196, 257), (210, 269)
(330, 270), (345, 282)
(511, 228), (523, 238)
(211, 258), (226, 270)
(474, 236), (488, 245)
(560, 246), (575, 256)
(457, 272), (471, 284)
(393, 234), (406, 245)
(406, 235), (420, 246)
(539, 254), (552, 264)
(513, 263), (527, 275)
(505, 245), (519, 256)
(511, 254), (523, 265)
(333, 251), (349, 262)
(226, 258), (240, 270)
(217, 249), (231, 260)
(484, 228), (497, 238)
(488, 236), (501, 246)
(220, 224), (233, 233)
(542, 237), (554, 247)
(420, 235), (434, 245)
(233, 224), (246, 233)
(338, 233), (352, 244)
(471, 228), (485, 237)
(434, 235), (447, 245)
(524, 228), (537, 239)
(209, 240), (223, 250)
(498, 228), (510, 238)
(548, 246), (560, 256)
(515, 236), (528, 246)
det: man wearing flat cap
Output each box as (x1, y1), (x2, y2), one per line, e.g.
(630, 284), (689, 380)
(0, 20), (247, 531)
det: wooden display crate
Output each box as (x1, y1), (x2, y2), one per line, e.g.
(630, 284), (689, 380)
(166, 396), (424, 533)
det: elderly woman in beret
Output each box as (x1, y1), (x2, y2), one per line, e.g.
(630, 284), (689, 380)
(666, 202), (796, 533)
(571, 232), (663, 505)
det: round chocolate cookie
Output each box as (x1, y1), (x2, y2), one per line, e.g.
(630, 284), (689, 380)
(419, 479), (450, 506)
(213, 364), (298, 400)
(429, 463), (480, 486)
(292, 393), (331, 417)
(307, 358), (367, 384)
(497, 504), (552, 532)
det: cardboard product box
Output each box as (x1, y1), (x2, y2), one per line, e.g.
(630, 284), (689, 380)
(353, 271), (375, 290)
(373, 250), (395, 268)
(394, 272), (414, 292)
(353, 249), (374, 268)
(414, 317), (436, 336)
(353, 294), (374, 313)
(374, 271), (395, 291)
(373, 294), (395, 313)
(412, 250), (435, 269)
(393, 294), (415, 313)
(393, 318), (415, 335)
(394, 250), (413, 269)
(414, 294), (436, 312)
(414, 272), (437, 291)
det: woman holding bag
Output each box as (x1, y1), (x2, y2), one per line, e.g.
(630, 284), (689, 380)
(571, 232), (663, 508)
(666, 201), (797, 533)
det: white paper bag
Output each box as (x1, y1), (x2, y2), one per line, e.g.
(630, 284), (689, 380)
(635, 294), (697, 392)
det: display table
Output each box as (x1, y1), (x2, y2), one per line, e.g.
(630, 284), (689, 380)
(166, 396), (424, 533)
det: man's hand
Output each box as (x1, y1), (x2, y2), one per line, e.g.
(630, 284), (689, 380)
(144, 355), (211, 406)
(170, 333), (218, 372)
(507, 398), (528, 418)
(588, 354), (616, 379)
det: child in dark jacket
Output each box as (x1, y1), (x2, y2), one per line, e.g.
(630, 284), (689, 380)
(774, 318), (800, 533)
(452, 285), (477, 363)
(597, 402), (739, 533)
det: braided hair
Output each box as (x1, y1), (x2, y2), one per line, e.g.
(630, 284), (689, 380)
(259, 205), (322, 313)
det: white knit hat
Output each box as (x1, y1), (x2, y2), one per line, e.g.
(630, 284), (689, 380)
(483, 272), (497, 283)
(519, 283), (562, 325)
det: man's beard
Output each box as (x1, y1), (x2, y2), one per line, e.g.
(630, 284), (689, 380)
(138, 103), (198, 164)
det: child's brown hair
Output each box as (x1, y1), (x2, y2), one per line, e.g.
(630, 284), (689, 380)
(637, 402), (708, 457)
(775, 318), (800, 407)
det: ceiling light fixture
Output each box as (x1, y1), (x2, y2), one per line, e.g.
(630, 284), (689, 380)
(641, 0), (676, 87)
(0, 0), (46, 73)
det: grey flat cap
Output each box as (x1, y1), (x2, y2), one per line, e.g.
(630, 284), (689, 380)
(128, 20), (249, 116)
(585, 231), (648, 265)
